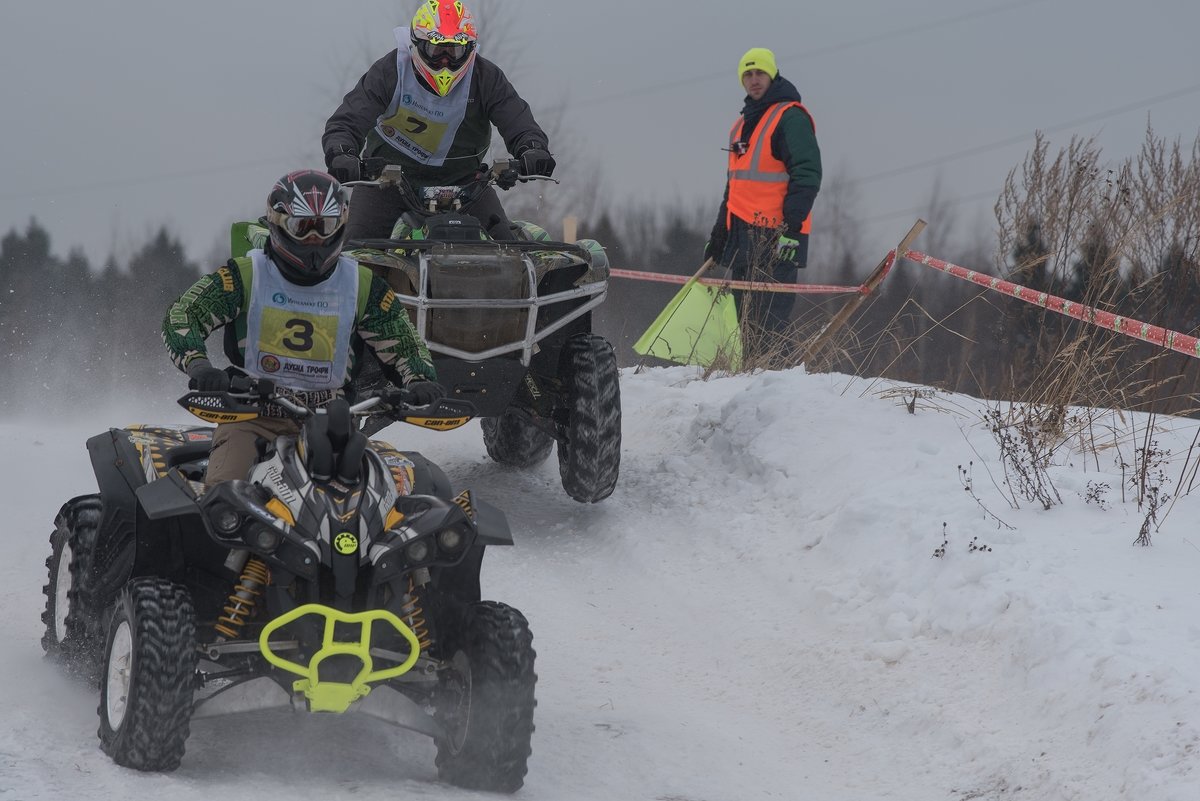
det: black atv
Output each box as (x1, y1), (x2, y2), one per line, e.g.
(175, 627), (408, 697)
(41, 380), (536, 792)
(233, 160), (622, 503)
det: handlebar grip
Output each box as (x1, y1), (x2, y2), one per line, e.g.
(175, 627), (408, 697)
(362, 157), (389, 181)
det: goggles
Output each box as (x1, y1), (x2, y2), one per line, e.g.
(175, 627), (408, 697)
(417, 38), (473, 68)
(268, 208), (345, 241)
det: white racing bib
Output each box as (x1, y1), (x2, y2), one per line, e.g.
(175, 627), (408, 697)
(374, 27), (473, 165)
(243, 250), (358, 391)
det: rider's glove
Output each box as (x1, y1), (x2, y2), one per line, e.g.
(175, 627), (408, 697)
(406, 380), (446, 406)
(517, 145), (556, 178)
(187, 360), (231, 392)
(328, 153), (362, 183)
(495, 164), (521, 191)
(776, 234), (801, 265)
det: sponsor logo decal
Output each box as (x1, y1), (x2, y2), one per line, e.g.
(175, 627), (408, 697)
(263, 464), (299, 505)
(334, 531), (358, 555)
(260, 354), (281, 373)
(271, 291), (331, 309)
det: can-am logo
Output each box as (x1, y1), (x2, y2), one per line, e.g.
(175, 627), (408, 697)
(272, 292), (330, 309)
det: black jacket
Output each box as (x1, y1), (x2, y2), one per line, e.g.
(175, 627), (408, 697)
(323, 52), (548, 187)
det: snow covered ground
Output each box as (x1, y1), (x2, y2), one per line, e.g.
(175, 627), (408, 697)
(2, 366), (1198, 800)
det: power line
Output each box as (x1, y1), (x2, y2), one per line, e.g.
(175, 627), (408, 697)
(542, 0), (1048, 113)
(860, 83), (1200, 224)
(855, 81), (1200, 186)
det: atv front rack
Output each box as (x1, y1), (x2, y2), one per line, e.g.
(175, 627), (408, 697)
(349, 239), (610, 364)
(348, 237), (594, 259)
(259, 604), (421, 713)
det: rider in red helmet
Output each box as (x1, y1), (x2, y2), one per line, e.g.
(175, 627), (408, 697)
(323, 0), (554, 242)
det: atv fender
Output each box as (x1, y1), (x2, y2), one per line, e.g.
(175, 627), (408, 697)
(472, 497), (513, 547)
(85, 430), (143, 604)
(135, 471), (200, 520)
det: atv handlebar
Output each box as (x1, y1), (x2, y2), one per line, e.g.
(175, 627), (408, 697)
(179, 376), (472, 427)
(342, 159), (557, 214)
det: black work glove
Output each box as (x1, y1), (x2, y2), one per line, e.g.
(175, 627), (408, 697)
(703, 238), (725, 263)
(494, 164), (521, 191)
(187, 360), (231, 392)
(517, 146), (556, 178)
(405, 380), (446, 406)
(328, 153), (362, 183)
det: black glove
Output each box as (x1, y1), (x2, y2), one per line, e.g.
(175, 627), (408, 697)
(703, 239), (724, 263)
(187, 360), (231, 392)
(517, 146), (556, 178)
(406, 380), (446, 406)
(494, 164), (521, 191)
(328, 153), (362, 183)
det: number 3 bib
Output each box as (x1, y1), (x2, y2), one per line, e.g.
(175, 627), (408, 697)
(243, 250), (358, 391)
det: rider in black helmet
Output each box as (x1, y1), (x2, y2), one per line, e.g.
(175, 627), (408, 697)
(163, 170), (444, 483)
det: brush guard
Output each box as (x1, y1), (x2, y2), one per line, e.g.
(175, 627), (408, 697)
(259, 604), (421, 713)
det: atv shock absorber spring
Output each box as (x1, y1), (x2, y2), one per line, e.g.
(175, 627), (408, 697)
(398, 574), (432, 650)
(214, 557), (271, 640)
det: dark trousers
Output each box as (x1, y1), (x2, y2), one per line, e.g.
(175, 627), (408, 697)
(344, 184), (517, 243)
(719, 219), (803, 337)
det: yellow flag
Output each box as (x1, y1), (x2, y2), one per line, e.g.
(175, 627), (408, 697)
(634, 278), (742, 370)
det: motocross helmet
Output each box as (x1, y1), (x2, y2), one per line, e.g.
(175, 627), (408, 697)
(265, 170), (349, 284)
(410, 0), (478, 97)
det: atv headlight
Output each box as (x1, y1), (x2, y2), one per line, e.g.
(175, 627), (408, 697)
(405, 540), (431, 564)
(249, 525), (281, 553)
(212, 507), (242, 535)
(437, 524), (469, 554)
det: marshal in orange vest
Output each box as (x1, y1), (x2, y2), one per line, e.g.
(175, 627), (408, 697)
(726, 101), (815, 235)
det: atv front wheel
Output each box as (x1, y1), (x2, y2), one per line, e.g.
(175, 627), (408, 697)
(41, 495), (104, 677)
(482, 410), (554, 468)
(435, 601), (536, 793)
(556, 333), (622, 502)
(98, 578), (197, 772)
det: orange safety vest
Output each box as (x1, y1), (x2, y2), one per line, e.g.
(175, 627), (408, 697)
(726, 101), (814, 234)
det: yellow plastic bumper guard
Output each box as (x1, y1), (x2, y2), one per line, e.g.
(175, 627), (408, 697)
(259, 604), (422, 713)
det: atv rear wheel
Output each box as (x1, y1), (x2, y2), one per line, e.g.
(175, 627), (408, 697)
(435, 601), (536, 793)
(556, 333), (622, 502)
(98, 577), (197, 772)
(482, 410), (554, 468)
(41, 495), (103, 677)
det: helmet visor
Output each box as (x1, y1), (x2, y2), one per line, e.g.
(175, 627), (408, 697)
(267, 208), (345, 241)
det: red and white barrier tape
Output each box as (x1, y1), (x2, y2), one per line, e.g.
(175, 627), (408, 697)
(905, 249), (1200, 359)
(608, 267), (868, 295)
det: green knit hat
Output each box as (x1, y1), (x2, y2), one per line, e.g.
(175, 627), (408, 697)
(738, 47), (778, 83)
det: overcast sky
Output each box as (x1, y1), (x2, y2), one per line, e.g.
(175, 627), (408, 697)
(2, 0), (1198, 270)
